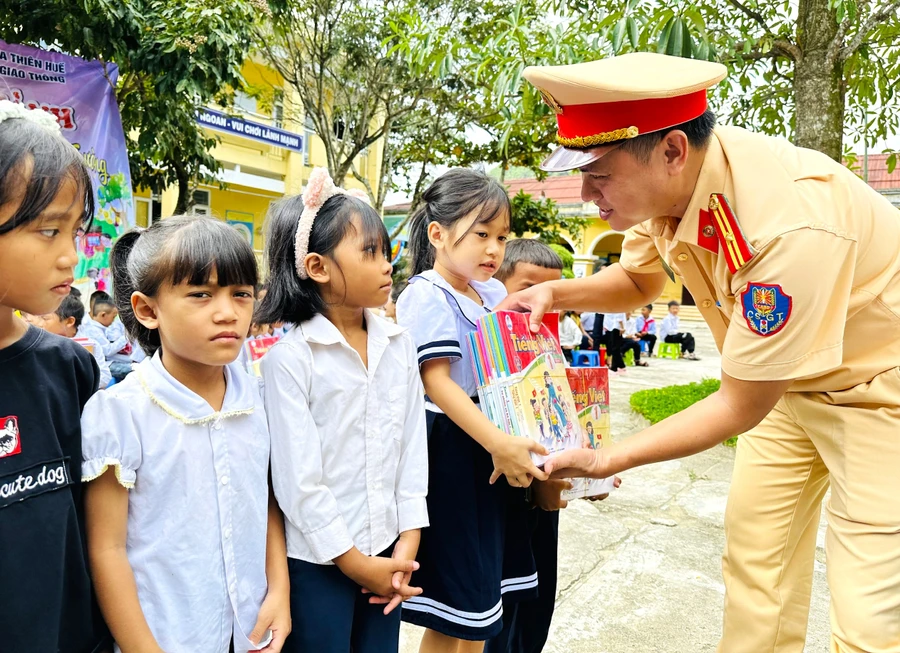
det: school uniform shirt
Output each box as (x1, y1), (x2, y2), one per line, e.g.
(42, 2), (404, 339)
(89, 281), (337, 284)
(104, 318), (133, 364)
(559, 315), (582, 348)
(634, 315), (656, 335)
(579, 312), (596, 334)
(624, 317), (638, 338)
(74, 330), (113, 388)
(603, 312), (626, 333)
(618, 125), (900, 390)
(0, 326), (108, 653)
(657, 313), (680, 342)
(262, 310), (429, 565)
(80, 353), (271, 653)
(397, 269), (508, 405)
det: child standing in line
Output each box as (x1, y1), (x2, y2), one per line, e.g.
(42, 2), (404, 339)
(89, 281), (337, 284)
(659, 300), (698, 359)
(33, 293), (113, 388)
(397, 170), (548, 652)
(80, 217), (291, 652)
(488, 238), (621, 653)
(0, 101), (109, 653)
(257, 168), (428, 653)
(488, 238), (569, 653)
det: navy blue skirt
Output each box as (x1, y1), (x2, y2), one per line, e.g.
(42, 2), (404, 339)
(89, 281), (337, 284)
(401, 411), (538, 641)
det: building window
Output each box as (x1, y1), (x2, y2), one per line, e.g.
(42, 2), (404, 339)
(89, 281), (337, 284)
(234, 90), (258, 116)
(191, 189), (211, 216)
(273, 90), (284, 128)
(333, 117), (346, 141)
(303, 115), (315, 166)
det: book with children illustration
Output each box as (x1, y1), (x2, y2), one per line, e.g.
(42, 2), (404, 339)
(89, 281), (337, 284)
(467, 311), (581, 465)
(563, 367), (617, 500)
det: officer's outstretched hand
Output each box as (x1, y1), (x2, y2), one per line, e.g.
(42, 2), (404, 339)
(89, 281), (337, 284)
(544, 447), (610, 480)
(495, 282), (555, 334)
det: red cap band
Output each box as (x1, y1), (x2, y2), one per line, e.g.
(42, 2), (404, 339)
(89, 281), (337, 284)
(557, 90), (709, 143)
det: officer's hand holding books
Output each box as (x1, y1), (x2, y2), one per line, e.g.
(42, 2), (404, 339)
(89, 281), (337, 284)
(544, 446), (612, 481)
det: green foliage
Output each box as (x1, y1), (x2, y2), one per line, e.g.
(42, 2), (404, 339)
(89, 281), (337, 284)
(0, 0), (264, 211)
(548, 243), (575, 277)
(630, 378), (736, 446)
(473, 0), (899, 163)
(509, 190), (589, 245)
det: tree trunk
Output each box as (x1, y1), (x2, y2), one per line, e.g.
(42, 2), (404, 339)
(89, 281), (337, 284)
(793, 0), (845, 161)
(173, 158), (191, 215)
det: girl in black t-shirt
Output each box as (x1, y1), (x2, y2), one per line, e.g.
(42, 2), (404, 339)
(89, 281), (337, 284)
(0, 101), (109, 651)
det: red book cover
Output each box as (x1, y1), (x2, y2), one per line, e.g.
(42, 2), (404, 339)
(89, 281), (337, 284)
(246, 335), (280, 363)
(494, 311), (561, 374)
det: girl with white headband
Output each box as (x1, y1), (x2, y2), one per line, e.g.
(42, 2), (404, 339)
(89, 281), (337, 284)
(257, 168), (429, 653)
(0, 101), (109, 651)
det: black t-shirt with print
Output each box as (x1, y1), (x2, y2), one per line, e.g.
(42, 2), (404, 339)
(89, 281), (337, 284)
(0, 326), (109, 652)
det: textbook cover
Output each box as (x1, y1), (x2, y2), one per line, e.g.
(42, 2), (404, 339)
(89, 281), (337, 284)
(244, 335), (280, 377)
(562, 367), (616, 500)
(468, 311), (581, 465)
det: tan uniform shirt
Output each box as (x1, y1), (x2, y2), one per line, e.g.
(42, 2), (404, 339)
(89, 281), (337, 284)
(620, 126), (900, 392)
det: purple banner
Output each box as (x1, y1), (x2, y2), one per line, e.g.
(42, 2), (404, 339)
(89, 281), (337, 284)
(0, 40), (134, 294)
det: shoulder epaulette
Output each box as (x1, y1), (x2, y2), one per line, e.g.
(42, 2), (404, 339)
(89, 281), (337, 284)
(708, 193), (756, 274)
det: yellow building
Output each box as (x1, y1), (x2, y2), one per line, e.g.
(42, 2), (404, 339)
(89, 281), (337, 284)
(133, 59), (384, 265)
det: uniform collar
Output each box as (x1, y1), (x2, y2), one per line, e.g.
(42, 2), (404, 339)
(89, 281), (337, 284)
(643, 131), (728, 248)
(299, 310), (404, 346)
(411, 269), (496, 326)
(136, 351), (256, 424)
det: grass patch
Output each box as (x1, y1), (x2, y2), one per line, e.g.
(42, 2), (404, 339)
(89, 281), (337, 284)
(629, 378), (738, 447)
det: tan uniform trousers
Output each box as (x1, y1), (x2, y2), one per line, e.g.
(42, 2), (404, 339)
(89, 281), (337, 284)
(719, 366), (900, 653)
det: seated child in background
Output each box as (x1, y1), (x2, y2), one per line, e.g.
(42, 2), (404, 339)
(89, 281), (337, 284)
(620, 309), (648, 368)
(488, 238), (571, 653)
(634, 304), (657, 356)
(35, 294), (112, 389)
(658, 300), (698, 360)
(83, 291), (134, 380)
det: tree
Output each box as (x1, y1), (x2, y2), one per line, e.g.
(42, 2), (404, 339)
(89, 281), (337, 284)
(0, 0), (265, 212)
(482, 0), (900, 166)
(257, 0), (455, 209)
(509, 190), (588, 245)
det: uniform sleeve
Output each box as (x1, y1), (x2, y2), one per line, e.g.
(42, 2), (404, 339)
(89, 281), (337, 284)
(722, 228), (857, 381)
(619, 223), (664, 275)
(394, 333), (429, 533)
(261, 342), (355, 563)
(396, 281), (462, 366)
(88, 339), (112, 389)
(81, 390), (141, 488)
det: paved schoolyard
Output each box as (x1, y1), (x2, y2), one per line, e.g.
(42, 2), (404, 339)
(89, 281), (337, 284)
(400, 320), (832, 652)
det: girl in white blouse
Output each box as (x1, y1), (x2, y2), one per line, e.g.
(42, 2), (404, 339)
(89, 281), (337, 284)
(80, 217), (291, 653)
(256, 168), (428, 653)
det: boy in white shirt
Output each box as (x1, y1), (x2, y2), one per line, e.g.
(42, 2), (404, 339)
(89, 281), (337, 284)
(658, 300), (698, 360)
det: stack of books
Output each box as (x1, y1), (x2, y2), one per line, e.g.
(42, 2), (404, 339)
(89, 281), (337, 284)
(466, 311), (582, 466)
(563, 367), (616, 499)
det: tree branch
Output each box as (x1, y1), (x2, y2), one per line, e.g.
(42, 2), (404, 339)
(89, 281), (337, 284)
(840, 0), (900, 61)
(729, 39), (799, 62)
(726, 0), (774, 34)
(827, 14), (853, 65)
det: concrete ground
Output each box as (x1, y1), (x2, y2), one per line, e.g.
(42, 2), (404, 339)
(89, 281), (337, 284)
(400, 320), (832, 652)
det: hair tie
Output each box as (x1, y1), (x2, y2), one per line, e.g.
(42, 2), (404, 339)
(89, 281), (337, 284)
(0, 100), (61, 133)
(294, 167), (371, 279)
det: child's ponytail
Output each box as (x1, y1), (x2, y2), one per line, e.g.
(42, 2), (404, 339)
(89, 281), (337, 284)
(407, 204), (434, 277)
(110, 230), (160, 356)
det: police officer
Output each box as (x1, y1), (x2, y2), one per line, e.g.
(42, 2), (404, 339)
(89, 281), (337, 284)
(499, 52), (900, 652)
